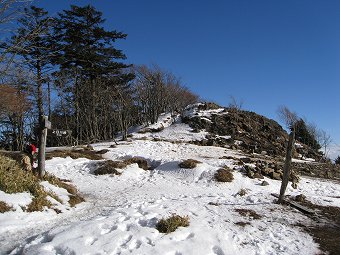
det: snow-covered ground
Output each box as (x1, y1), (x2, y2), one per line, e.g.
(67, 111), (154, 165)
(1, 113), (340, 255)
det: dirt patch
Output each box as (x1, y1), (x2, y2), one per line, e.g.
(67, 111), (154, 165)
(295, 199), (340, 255)
(235, 208), (262, 220)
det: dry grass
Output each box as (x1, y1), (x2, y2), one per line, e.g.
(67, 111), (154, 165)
(178, 159), (201, 169)
(235, 221), (251, 227)
(235, 208), (262, 220)
(156, 214), (190, 234)
(94, 157), (149, 175)
(0, 155), (84, 211)
(214, 168), (234, 182)
(46, 149), (103, 160)
(69, 194), (85, 207)
(124, 157), (149, 170)
(0, 201), (13, 213)
(94, 160), (123, 175)
(237, 188), (247, 196)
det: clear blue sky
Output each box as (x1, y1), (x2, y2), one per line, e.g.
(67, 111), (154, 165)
(36, 0), (340, 156)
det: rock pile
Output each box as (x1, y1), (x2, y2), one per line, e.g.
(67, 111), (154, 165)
(237, 158), (299, 187)
(183, 103), (322, 160)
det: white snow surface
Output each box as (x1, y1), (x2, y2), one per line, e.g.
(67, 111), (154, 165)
(1, 114), (339, 255)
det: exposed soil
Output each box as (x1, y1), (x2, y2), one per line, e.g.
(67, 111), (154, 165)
(298, 200), (340, 255)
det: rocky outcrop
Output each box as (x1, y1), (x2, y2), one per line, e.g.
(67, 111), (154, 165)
(183, 103), (322, 160)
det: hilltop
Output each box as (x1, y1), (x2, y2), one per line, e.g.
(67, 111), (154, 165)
(0, 103), (339, 255)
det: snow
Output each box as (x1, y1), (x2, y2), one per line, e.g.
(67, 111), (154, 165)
(1, 116), (339, 255)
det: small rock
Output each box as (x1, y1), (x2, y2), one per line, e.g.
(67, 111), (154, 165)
(261, 180), (269, 186)
(295, 194), (306, 202)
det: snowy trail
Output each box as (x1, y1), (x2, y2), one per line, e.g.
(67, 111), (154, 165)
(2, 134), (339, 254)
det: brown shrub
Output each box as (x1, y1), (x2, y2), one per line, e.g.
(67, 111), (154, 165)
(214, 168), (234, 182)
(124, 157), (149, 170)
(95, 149), (109, 154)
(178, 159), (201, 169)
(235, 208), (262, 220)
(0, 201), (13, 213)
(237, 188), (247, 196)
(46, 149), (102, 160)
(235, 221), (251, 227)
(156, 214), (190, 234)
(69, 194), (85, 207)
(93, 160), (123, 175)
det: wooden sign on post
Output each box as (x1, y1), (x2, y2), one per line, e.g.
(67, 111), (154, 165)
(38, 116), (51, 178)
(48, 129), (72, 137)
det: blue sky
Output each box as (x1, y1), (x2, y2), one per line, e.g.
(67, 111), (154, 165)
(36, 0), (340, 156)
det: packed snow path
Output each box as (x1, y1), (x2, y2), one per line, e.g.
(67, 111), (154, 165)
(2, 137), (339, 254)
(2, 111), (339, 255)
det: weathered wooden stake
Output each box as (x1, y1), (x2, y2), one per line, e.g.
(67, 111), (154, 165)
(278, 131), (295, 204)
(38, 116), (51, 178)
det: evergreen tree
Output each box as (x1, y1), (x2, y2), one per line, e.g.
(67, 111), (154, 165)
(335, 156), (340, 165)
(52, 5), (134, 142)
(53, 5), (131, 78)
(295, 119), (321, 151)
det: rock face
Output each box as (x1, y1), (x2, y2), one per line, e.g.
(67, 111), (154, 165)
(183, 104), (288, 156)
(239, 158), (299, 185)
(183, 103), (322, 160)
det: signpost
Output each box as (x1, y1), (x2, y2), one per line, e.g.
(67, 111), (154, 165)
(37, 116), (71, 178)
(48, 129), (72, 137)
(38, 116), (51, 178)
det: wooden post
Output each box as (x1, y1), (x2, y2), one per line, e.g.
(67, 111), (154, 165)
(38, 116), (51, 178)
(278, 131), (295, 204)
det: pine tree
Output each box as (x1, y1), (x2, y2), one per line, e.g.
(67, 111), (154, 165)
(335, 156), (340, 165)
(52, 5), (134, 142)
(53, 5), (130, 78)
(294, 119), (321, 151)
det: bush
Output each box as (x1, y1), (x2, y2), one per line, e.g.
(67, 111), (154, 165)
(94, 157), (149, 175)
(178, 159), (201, 169)
(0, 201), (13, 213)
(93, 160), (122, 175)
(237, 188), (247, 196)
(235, 208), (262, 220)
(156, 214), (190, 233)
(214, 168), (234, 182)
(46, 149), (103, 160)
(124, 157), (149, 170)
(335, 156), (340, 165)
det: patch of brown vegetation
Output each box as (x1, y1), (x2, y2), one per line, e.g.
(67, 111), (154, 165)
(156, 214), (190, 234)
(93, 160), (122, 175)
(93, 157), (150, 175)
(46, 149), (103, 160)
(178, 159), (201, 169)
(235, 208), (262, 220)
(208, 202), (221, 206)
(235, 221), (251, 227)
(69, 194), (85, 207)
(0, 155), (84, 211)
(237, 188), (247, 196)
(124, 157), (149, 170)
(214, 168), (234, 182)
(0, 201), (13, 213)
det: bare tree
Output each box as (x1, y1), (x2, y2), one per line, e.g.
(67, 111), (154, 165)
(319, 129), (332, 158)
(228, 95), (243, 111)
